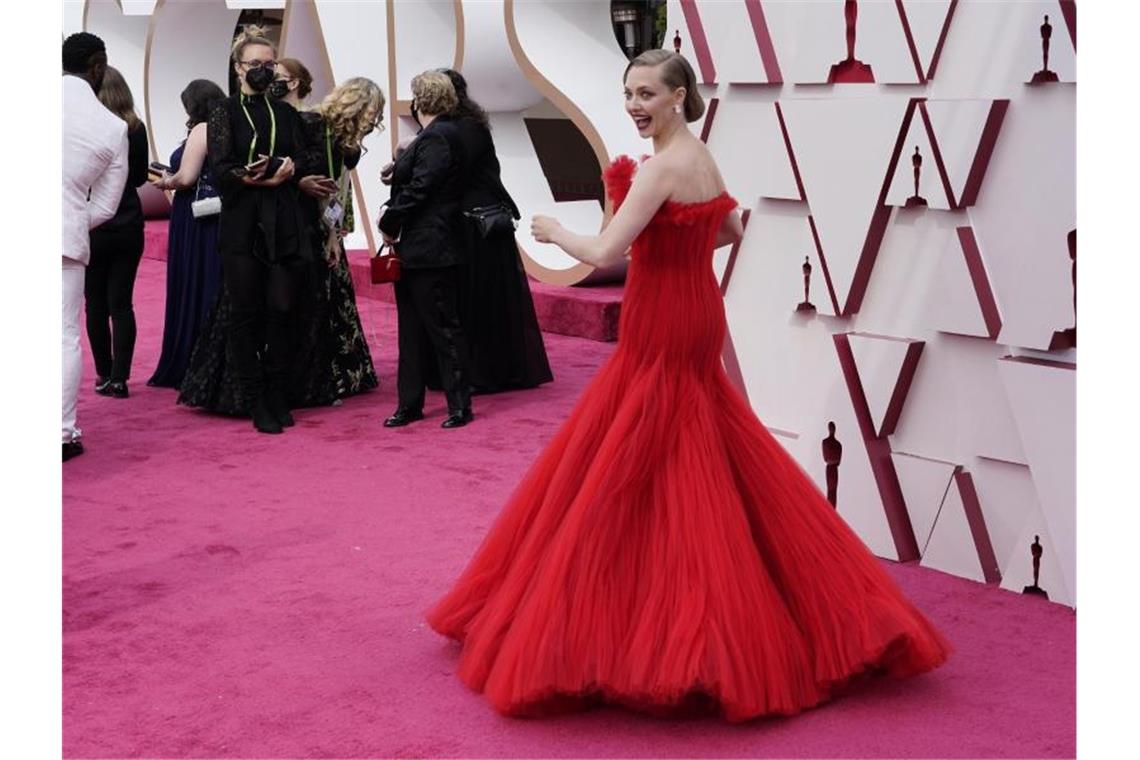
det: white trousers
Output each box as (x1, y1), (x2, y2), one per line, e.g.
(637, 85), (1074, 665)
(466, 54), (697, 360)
(63, 257), (85, 443)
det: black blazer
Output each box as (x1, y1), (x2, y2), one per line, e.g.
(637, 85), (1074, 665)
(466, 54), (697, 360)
(378, 116), (466, 269)
(96, 123), (149, 230)
(451, 116), (518, 218)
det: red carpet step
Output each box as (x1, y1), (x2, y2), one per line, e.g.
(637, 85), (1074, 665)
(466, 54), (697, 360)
(141, 222), (622, 342)
(346, 250), (622, 342)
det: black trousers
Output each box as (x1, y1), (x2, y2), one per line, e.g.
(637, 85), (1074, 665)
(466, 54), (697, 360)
(85, 223), (145, 382)
(394, 266), (471, 414)
(221, 251), (304, 408)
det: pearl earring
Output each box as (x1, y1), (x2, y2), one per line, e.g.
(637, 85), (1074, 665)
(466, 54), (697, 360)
(674, 104), (682, 114)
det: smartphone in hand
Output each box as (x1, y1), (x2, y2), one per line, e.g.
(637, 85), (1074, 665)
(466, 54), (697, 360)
(148, 161), (171, 176)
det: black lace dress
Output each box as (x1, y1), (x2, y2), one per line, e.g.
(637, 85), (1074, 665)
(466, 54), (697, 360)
(177, 92), (317, 415)
(288, 110), (378, 407)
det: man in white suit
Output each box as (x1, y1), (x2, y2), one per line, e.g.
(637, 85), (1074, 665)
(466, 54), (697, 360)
(62, 33), (129, 461)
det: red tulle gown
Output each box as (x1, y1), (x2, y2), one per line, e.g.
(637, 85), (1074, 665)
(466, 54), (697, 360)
(427, 156), (950, 721)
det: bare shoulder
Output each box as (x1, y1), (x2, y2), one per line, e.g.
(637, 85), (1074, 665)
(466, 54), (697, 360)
(188, 122), (208, 141)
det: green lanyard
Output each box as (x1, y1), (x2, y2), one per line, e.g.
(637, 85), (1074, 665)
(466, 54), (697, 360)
(239, 93), (277, 164)
(324, 125), (338, 179)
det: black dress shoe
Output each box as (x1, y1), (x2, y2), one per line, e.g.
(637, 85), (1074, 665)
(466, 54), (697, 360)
(251, 397), (284, 434)
(441, 408), (474, 428)
(94, 376), (112, 395)
(63, 440), (84, 462)
(383, 408), (424, 427)
(105, 381), (129, 399)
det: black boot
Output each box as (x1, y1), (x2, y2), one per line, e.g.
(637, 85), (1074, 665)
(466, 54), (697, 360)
(266, 386), (294, 427)
(251, 396), (283, 434)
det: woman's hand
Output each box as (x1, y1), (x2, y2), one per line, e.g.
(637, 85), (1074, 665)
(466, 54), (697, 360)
(531, 215), (562, 244)
(148, 172), (170, 190)
(259, 157), (295, 187)
(299, 174), (336, 198)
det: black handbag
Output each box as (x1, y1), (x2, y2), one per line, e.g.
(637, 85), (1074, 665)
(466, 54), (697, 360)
(463, 203), (518, 239)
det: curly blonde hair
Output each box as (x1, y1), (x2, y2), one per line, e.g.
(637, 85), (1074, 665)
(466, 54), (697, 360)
(410, 71), (457, 116)
(317, 77), (386, 152)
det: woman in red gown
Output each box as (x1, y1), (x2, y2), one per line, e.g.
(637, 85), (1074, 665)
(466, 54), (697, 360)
(427, 50), (950, 721)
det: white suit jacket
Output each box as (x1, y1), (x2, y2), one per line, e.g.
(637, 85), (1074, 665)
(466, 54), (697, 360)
(62, 74), (129, 265)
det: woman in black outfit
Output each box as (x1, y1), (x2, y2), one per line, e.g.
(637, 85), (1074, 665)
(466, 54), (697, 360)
(439, 68), (552, 393)
(199, 26), (316, 434)
(379, 71), (473, 429)
(85, 66), (149, 398)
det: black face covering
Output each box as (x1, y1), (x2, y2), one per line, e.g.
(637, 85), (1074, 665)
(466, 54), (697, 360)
(245, 66), (274, 93)
(410, 101), (422, 132)
(267, 79), (290, 100)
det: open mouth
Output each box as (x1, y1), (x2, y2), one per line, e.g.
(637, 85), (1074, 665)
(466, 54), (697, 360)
(633, 115), (651, 130)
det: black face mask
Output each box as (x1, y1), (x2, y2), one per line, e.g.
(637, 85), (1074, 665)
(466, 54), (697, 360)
(245, 66), (274, 93)
(267, 79), (290, 100)
(410, 101), (422, 132)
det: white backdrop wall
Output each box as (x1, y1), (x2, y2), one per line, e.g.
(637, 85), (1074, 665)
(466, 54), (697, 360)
(70, 0), (1077, 606)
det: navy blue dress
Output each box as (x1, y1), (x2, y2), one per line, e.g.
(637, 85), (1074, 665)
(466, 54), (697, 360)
(147, 142), (222, 388)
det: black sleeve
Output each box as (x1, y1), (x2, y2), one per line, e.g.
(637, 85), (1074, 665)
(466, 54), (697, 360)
(292, 109), (325, 180)
(342, 146), (362, 172)
(127, 125), (149, 188)
(207, 100), (245, 195)
(378, 130), (451, 236)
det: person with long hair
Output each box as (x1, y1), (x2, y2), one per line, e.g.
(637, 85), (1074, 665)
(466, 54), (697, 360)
(179, 26), (316, 434)
(378, 71), (473, 429)
(84, 66), (149, 399)
(437, 68), (552, 393)
(427, 50), (950, 721)
(287, 75), (383, 407)
(147, 78), (226, 389)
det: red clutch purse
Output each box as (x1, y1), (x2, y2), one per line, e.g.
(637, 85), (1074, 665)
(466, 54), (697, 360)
(370, 242), (402, 284)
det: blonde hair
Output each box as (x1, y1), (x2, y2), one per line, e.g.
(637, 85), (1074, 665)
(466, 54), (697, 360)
(318, 77), (386, 152)
(623, 49), (705, 123)
(410, 71), (457, 117)
(98, 65), (142, 132)
(230, 24), (276, 63)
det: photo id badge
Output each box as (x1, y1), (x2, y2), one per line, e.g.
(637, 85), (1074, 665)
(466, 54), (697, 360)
(323, 199), (345, 227)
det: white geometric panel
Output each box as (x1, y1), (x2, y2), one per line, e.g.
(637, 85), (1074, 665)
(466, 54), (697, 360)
(779, 97), (911, 315)
(897, 0), (955, 79)
(769, 0), (920, 84)
(705, 96), (796, 207)
(969, 84), (1074, 350)
(695, 0), (771, 84)
(889, 334), (1027, 467)
(279, 0), (337, 107)
(392, 1), (459, 102)
(925, 225), (995, 339)
(930, 0), (1073, 98)
(972, 457), (1043, 588)
(847, 333), (923, 437)
(997, 356), (1076, 604)
(723, 201), (821, 434)
(885, 113), (951, 210)
(920, 476), (986, 582)
(857, 208), (959, 339)
(923, 99), (1005, 207)
(892, 452), (958, 554)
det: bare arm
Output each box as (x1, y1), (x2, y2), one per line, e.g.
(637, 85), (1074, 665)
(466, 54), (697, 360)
(714, 208), (744, 249)
(534, 159), (673, 268)
(88, 127), (129, 229)
(159, 123), (207, 190)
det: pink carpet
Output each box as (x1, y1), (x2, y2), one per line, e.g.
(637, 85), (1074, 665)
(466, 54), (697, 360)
(63, 256), (1075, 758)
